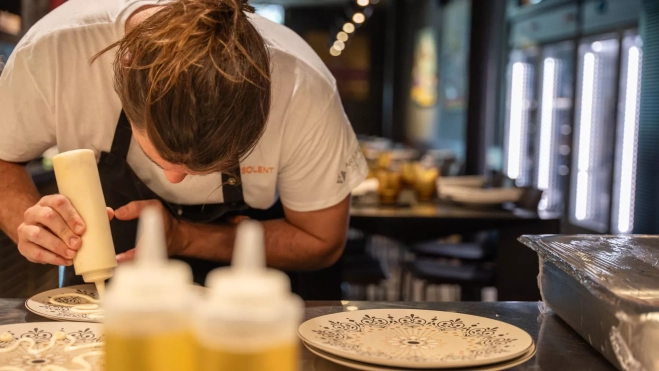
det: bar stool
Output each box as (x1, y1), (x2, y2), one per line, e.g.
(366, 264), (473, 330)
(341, 236), (389, 300)
(401, 259), (495, 301)
(399, 232), (496, 301)
(400, 187), (543, 301)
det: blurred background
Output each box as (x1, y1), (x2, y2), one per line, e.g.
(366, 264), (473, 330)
(1, 0), (657, 302)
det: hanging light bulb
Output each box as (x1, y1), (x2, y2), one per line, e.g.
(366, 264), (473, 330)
(333, 40), (346, 51)
(330, 47), (341, 57)
(352, 12), (365, 24)
(357, 0), (369, 6)
(343, 22), (356, 33)
(337, 31), (349, 42)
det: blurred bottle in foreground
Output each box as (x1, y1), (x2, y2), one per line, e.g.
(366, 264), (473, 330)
(195, 220), (304, 371)
(104, 207), (196, 371)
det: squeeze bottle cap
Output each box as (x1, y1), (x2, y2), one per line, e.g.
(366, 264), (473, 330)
(135, 207), (168, 264)
(104, 206), (192, 311)
(232, 220), (265, 271)
(205, 220), (301, 321)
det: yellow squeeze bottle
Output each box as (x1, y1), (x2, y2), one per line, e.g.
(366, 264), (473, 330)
(103, 207), (196, 371)
(195, 221), (304, 371)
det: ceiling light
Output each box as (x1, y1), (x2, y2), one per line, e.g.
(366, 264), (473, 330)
(357, 0), (369, 6)
(330, 47), (341, 57)
(591, 41), (603, 52)
(352, 12), (365, 24)
(333, 40), (345, 51)
(337, 31), (349, 42)
(343, 22), (356, 33)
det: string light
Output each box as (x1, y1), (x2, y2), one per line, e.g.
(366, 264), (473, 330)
(357, 0), (369, 6)
(352, 12), (365, 24)
(333, 40), (345, 51)
(337, 31), (349, 42)
(343, 22), (356, 33)
(330, 47), (341, 57)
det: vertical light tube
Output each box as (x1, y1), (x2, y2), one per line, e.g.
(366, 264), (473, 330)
(617, 46), (641, 233)
(507, 62), (527, 180)
(538, 58), (557, 190)
(575, 52), (596, 221)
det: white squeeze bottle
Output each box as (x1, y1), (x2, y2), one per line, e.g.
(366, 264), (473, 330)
(52, 149), (117, 296)
(196, 220), (304, 371)
(103, 207), (196, 371)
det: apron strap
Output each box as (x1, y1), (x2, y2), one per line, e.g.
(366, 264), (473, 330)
(109, 110), (133, 160)
(221, 169), (244, 205)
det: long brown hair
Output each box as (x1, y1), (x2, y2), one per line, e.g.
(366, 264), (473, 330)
(94, 0), (271, 173)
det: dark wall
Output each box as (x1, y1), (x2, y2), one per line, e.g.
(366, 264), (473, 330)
(390, 0), (438, 145)
(285, 5), (386, 137)
(465, 0), (507, 174)
(1, 0), (21, 15)
(634, 0), (659, 233)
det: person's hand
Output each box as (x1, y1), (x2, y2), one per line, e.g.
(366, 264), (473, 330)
(114, 200), (250, 263)
(18, 195), (114, 266)
(113, 200), (179, 263)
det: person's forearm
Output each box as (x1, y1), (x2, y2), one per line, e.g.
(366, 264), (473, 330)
(0, 160), (41, 242)
(175, 218), (343, 271)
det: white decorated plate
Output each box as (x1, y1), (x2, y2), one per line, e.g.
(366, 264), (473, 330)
(298, 309), (534, 369)
(438, 176), (485, 189)
(26, 285), (102, 323)
(26, 284), (208, 323)
(304, 342), (536, 371)
(0, 322), (103, 371)
(439, 185), (523, 206)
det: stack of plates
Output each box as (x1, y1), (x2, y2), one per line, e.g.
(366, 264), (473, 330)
(438, 185), (523, 208)
(299, 309), (535, 371)
(438, 176), (486, 189)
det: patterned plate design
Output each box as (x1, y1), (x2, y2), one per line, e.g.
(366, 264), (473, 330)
(298, 309), (534, 369)
(26, 284), (208, 323)
(0, 322), (103, 371)
(304, 342), (536, 371)
(26, 285), (101, 323)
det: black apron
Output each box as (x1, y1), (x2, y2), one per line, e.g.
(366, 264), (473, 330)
(62, 111), (341, 299)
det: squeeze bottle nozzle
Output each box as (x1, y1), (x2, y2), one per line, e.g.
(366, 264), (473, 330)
(135, 207), (168, 265)
(104, 206), (193, 311)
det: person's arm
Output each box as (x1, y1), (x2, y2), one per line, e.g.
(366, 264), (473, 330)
(0, 42), (91, 266)
(114, 196), (351, 270)
(0, 160), (41, 242)
(0, 160), (105, 266)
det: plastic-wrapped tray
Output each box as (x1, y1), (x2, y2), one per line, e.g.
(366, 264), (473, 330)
(519, 235), (659, 371)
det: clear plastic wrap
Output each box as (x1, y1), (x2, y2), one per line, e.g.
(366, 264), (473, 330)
(519, 235), (659, 371)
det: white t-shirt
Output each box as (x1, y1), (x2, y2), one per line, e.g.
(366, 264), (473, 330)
(0, 0), (368, 212)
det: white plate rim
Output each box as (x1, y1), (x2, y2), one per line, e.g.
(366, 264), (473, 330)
(305, 341), (537, 371)
(25, 284), (101, 323)
(299, 309), (534, 369)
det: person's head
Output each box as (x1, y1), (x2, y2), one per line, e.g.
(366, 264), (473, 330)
(95, 0), (271, 183)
